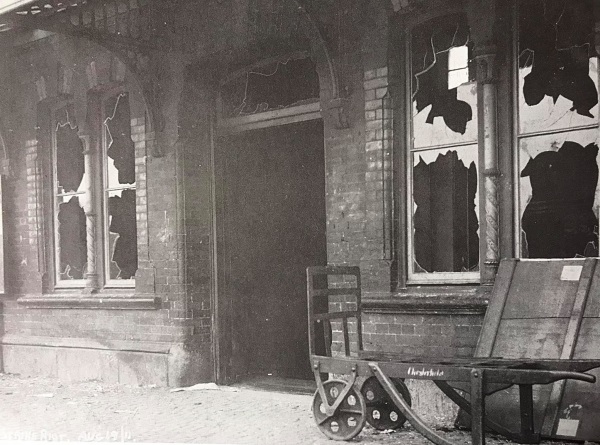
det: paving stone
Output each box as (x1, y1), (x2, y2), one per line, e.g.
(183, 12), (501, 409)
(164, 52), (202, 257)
(0, 373), (583, 445)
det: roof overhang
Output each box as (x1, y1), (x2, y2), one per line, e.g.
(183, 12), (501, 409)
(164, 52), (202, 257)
(0, 0), (37, 15)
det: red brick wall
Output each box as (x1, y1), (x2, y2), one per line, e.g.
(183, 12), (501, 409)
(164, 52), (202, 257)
(0, 33), (211, 385)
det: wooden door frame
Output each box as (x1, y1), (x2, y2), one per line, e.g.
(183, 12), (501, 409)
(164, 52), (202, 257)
(211, 108), (324, 384)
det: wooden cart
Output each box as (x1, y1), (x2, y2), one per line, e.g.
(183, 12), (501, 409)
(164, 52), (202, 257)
(306, 266), (600, 445)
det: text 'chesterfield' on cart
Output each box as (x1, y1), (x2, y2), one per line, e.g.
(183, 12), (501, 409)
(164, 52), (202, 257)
(306, 264), (600, 445)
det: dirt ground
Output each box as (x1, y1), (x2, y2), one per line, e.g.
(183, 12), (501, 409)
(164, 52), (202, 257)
(0, 373), (594, 445)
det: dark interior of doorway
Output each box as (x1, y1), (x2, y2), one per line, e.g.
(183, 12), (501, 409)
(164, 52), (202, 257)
(221, 119), (327, 381)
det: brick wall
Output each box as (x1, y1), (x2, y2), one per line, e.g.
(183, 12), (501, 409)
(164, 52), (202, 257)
(327, 62), (484, 361)
(0, 33), (211, 386)
(361, 313), (482, 358)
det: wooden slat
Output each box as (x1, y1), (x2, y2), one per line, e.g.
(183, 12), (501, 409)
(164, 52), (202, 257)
(541, 258), (596, 436)
(342, 317), (350, 356)
(502, 260), (581, 319)
(312, 310), (358, 321)
(475, 259), (517, 357)
(311, 288), (359, 297)
(323, 319), (331, 357)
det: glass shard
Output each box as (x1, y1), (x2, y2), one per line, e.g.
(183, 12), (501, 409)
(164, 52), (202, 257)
(413, 148), (479, 273)
(521, 140), (599, 258)
(105, 93), (136, 185)
(56, 121), (85, 193)
(108, 189), (138, 279)
(412, 14), (475, 139)
(57, 196), (87, 280)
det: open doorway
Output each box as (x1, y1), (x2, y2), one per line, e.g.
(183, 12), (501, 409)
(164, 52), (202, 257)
(217, 118), (327, 382)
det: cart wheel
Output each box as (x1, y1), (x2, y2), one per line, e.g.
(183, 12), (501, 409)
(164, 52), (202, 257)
(361, 376), (412, 430)
(312, 379), (367, 441)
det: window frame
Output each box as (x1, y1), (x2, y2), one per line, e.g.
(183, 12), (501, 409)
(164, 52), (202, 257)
(47, 88), (139, 292)
(101, 92), (137, 288)
(400, 9), (482, 285)
(511, 1), (600, 259)
(50, 101), (88, 289)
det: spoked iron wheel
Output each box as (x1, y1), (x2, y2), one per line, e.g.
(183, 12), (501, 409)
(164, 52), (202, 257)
(312, 379), (367, 440)
(360, 376), (412, 430)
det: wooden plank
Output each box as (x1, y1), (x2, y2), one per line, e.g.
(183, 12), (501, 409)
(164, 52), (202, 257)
(493, 318), (568, 358)
(583, 261), (600, 318)
(553, 319), (600, 440)
(475, 259), (517, 357)
(312, 288), (360, 297)
(470, 258), (600, 441)
(541, 259), (596, 436)
(502, 260), (582, 319)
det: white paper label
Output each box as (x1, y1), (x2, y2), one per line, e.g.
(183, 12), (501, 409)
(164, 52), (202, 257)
(556, 418), (579, 437)
(560, 265), (582, 281)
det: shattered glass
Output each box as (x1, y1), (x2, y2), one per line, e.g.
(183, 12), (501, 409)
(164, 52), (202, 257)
(221, 56), (320, 117)
(519, 130), (600, 259)
(518, 0), (598, 132)
(412, 146), (479, 273)
(518, 0), (600, 259)
(105, 93), (136, 185)
(55, 114), (85, 193)
(54, 112), (89, 283)
(409, 14), (479, 278)
(411, 13), (477, 147)
(107, 189), (138, 280)
(104, 93), (137, 280)
(57, 196), (87, 280)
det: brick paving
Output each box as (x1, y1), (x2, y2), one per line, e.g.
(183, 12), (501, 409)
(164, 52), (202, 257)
(0, 373), (587, 445)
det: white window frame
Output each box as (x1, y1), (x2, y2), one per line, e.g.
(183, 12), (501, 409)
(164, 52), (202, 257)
(101, 92), (137, 288)
(51, 105), (88, 289)
(405, 14), (481, 285)
(512, 5), (600, 258)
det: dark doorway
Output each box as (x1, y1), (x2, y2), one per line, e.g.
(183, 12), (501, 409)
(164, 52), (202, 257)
(219, 119), (327, 381)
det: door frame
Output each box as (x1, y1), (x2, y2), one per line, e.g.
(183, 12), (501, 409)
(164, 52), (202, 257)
(211, 103), (324, 384)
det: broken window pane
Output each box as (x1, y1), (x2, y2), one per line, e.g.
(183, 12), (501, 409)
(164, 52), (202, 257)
(411, 14), (477, 148)
(518, 0), (599, 134)
(54, 110), (89, 283)
(221, 55), (320, 117)
(104, 92), (137, 281)
(57, 196), (87, 280)
(105, 93), (136, 186)
(519, 130), (600, 258)
(107, 189), (137, 280)
(412, 145), (479, 273)
(55, 118), (86, 194)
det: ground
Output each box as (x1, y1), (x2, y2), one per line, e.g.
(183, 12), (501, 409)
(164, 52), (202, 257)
(0, 373), (592, 445)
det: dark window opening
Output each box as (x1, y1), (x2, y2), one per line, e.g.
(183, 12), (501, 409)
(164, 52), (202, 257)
(519, 0), (598, 119)
(54, 109), (88, 283)
(104, 93), (137, 281)
(413, 149), (479, 273)
(57, 196), (87, 280)
(221, 56), (320, 117)
(521, 141), (599, 259)
(105, 93), (136, 185)
(411, 14), (474, 136)
(56, 118), (85, 193)
(108, 189), (138, 279)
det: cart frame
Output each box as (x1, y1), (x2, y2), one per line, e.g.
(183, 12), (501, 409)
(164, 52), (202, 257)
(307, 266), (600, 445)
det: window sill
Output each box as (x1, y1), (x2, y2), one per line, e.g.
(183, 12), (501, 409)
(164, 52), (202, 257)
(362, 286), (490, 315)
(17, 294), (162, 310)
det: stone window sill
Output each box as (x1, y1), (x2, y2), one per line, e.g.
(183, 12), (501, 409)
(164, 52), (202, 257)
(17, 293), (162, 310)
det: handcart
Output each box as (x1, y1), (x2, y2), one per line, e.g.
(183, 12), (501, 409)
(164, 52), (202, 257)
(306, 266), (600, 445)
